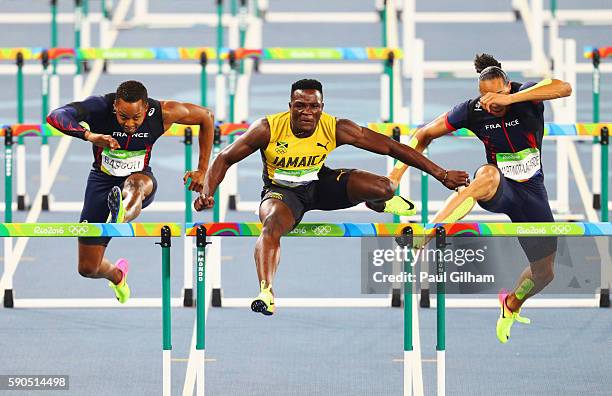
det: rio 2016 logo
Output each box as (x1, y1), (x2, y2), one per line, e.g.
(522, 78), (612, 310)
(33, 225), (65, 235)
(289, 227), (307, 235)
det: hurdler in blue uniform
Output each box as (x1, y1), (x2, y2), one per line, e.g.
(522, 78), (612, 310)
(387, 54), (572, 343)
(47, 80), (215, 303)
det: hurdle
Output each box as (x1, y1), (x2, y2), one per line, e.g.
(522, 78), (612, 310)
(0, 222), (181, 395)
(185, 221), (612, 395)
(216, 121), (609, 221)
(216, 48), (406, 212)
(373, 122), (611, 222)
(0, 46), (219, 211)
(0, 124), (203, 308)
(584, 47), (612, 218)
(0, 48), (87, 209)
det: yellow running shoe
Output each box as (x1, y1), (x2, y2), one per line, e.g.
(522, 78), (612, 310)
(383, 195), (416, 216)
(106, 186), (126, 223)
(251, 280), (275, 316)
(496, 289), (530, 343)
(108, 259), (130, 304)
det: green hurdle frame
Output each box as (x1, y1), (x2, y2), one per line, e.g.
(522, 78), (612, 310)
(585, 47), (611, 220)
(2, 221), (610, 394)
(186, 221), (611, 395)
(0, 222), (180, 396)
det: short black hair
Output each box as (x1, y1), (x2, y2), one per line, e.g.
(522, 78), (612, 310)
(474, 53), (508, 83)
(291, 79), (323, 98)
(116, 80), (148, 103)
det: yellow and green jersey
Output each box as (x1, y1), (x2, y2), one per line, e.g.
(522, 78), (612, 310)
(262, 111), (337, 187)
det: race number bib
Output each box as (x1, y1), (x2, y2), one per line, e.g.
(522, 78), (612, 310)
(273, 167), (319, 187)
(496, 147), (541, 182)
(101, 148), (146, 177)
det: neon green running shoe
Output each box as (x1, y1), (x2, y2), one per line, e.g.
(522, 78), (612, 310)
(383, 195), (416, 216)
(496, 289), (530, 344)
(251, 280), (275, 316)
(108, 259), (130, 304)
(106, 186), (126, 223)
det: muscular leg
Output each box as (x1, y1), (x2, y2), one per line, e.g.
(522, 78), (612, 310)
(506, 252), (555, 312)
(255, 199), (296, 294)
(410, 165), (501, 247)
(345, 170), (395, 211)
(78, 242), (122, 284)
(430, 164), (500, 223)
(121, 173), (154, 222)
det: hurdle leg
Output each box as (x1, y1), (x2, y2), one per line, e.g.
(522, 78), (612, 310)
(133, 0), (148, 23)
(159, 226), (172, 396)
(435, 226), (446, 396)
(183, 235), (194, 306)
(592, 142), (601, 209)
(16, 139), (27, 210)
(2, 238), (14, 308)
(399, 227), (414, 395)
(420, 255), (430, 308)
(209, 238), (222, 307)
(196, 226), (209, 396)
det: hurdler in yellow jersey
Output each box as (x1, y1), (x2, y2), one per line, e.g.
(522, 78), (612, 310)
(194, 79), (470, 316)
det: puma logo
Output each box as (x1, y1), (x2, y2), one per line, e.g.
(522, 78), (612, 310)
(336, 170), (347, 182)
(316, 141), (329, 150)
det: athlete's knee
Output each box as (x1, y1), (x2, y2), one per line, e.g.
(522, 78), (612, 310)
(475, 165), (499, 186)
(372, 176), (395, 201)
(78, 257), (101, 278)
(123, 177), (145, 193)
(473, 165), (500, 198)
(261, 214), (289, 240)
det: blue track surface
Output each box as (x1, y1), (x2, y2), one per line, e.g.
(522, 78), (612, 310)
(1, 1), (611, 395)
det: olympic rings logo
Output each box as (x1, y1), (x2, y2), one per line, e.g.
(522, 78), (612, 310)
(551, 224), (572, 234)
(311, 225), (332, 236)
(68, 225), (90, 236)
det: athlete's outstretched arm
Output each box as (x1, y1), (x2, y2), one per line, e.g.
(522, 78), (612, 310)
(336, 118), (469, 190)
(387, 113), (454, 186)
(194, 118), (271, 210)
(161, 101), (215, 192)
(47, 96), (120, 149)
(480, 79), (572, 112)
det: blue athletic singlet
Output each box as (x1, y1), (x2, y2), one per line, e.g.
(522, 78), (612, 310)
(445, 82), (556, 262)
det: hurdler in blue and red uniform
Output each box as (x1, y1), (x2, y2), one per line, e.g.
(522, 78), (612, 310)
(387, 54), (572, 343)
(47, 80), (215, 303)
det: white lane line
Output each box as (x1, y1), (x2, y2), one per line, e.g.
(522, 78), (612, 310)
(393, 358), (436, 363)
(173, 358), (216, 363)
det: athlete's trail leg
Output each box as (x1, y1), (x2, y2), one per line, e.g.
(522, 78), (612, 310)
(345, 170), (395, 211)
(78, 243), (122, 284)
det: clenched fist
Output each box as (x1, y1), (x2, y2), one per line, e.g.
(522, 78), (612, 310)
(441, 170), (471, 190)
(85, 132), (120, 150)
(193, 194), (215, 211)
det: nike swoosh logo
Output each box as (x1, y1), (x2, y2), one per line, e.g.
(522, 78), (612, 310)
(400, 196), (415, 210)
